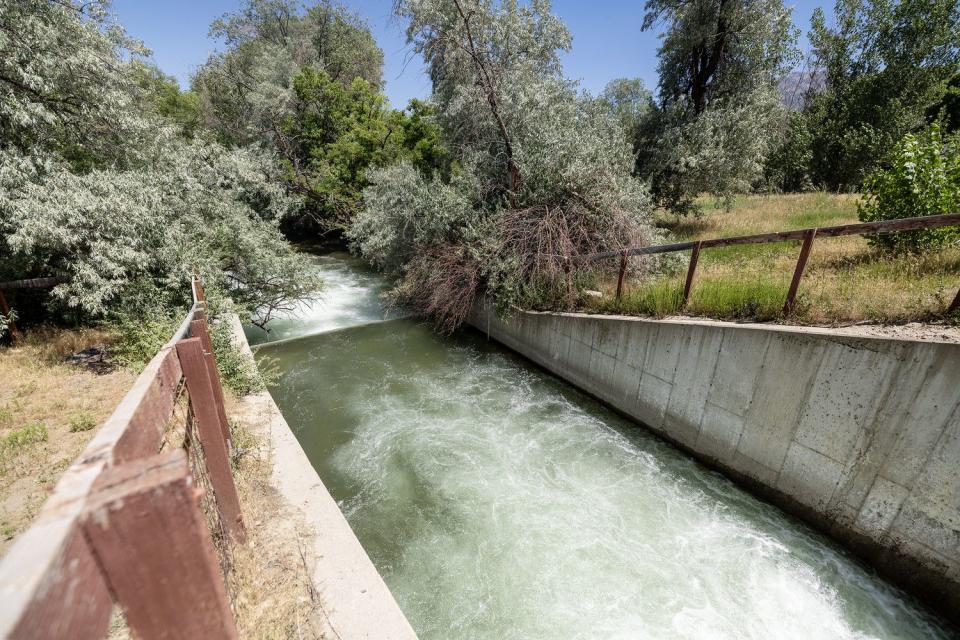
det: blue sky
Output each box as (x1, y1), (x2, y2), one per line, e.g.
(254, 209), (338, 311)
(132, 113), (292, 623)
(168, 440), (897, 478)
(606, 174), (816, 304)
(112, 0), (830, 108)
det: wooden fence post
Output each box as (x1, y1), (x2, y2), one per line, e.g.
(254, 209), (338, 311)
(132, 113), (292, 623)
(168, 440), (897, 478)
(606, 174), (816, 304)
(81, 451), (238, 640)
(190, 318), (231, 449)
(615, 252), (628, 302)
(784, 229), (817, 316)
(682, 241), (702, 308)
(176, 337), (246, 543)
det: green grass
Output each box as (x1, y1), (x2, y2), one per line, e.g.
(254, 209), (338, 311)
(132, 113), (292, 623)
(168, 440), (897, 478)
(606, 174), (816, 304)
(586, 193), (960, 325)
(67, 412), (97, 433)
(596, 277), (788, 321)
(1, 422), (48, 460)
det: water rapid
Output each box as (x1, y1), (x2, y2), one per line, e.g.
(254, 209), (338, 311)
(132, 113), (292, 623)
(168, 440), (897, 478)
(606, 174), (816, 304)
(250, 254), (953, 640)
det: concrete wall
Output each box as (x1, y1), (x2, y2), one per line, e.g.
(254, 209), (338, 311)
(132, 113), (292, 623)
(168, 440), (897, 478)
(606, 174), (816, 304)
(470, 305), (960, 621)
(229, 316), (418, 640)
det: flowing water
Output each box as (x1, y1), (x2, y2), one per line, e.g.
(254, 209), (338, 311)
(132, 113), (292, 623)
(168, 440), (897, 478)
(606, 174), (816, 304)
(250, 254), (954, 640)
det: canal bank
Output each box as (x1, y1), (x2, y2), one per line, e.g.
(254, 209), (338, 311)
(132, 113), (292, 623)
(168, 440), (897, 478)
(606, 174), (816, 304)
(469, 303), (960, 625)
(250, 253), (956, 639)
(229, 311), (418, 640)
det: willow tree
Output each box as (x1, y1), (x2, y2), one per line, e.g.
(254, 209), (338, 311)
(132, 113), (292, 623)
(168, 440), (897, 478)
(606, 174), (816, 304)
(640, 0), (799, 213)
(351, 0), (659, 330)
(0, 0), (318, 328)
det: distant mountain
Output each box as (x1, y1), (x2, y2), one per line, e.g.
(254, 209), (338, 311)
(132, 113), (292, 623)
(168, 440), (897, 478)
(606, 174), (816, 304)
(779, 69), (826, 110)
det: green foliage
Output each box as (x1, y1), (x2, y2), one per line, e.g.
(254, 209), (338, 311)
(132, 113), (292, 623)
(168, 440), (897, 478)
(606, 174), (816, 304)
(194, 0), (384, 147)
(208, 316), (273, 396)
(801, 0), (960, 190)
(131, 61), (201, 138)
(284, 69), (449, 229)
(639, 0), (799, 214)
(1, 423), (48, 460)
(106, 306), (183, 369)
(764, 111), (815, 192)
(349, 163), (477, 275)
(858, 124), (960, 252)
(68, 413), (97, 433)
(0, 309), (15, 340)
(194, 1), (446, 233)
(350, 0), (660, 330)
(0, 0), (319, 330)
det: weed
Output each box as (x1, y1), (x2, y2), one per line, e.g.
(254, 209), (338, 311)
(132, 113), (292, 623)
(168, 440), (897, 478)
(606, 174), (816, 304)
(68, 412), (97, 433)
(1, 422), (48, 459)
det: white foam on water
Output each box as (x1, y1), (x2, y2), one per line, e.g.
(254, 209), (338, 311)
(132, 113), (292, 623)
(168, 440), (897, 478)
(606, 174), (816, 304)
(259, 254), (953, 640)
(245, 253), (399, 345)
(329, 349), (950, 640)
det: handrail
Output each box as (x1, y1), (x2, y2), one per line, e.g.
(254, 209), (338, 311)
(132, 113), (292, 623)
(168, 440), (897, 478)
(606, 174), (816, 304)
(583, 212), (960, 262)
(0, 280), (242, 639)
(584, 212), (960, 316)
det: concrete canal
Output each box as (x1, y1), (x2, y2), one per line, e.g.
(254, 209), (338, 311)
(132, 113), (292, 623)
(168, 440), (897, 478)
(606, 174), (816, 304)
(248, 253), (953, 640)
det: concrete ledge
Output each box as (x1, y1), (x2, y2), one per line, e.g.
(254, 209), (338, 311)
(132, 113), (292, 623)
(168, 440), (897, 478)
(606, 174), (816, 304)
(229, 315), (418, 640)
(470, 304), (960, 624)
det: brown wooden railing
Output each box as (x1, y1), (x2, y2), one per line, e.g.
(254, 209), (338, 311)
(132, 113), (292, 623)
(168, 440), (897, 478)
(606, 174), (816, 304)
(584, 212), (960, 315)
(0, 278), (244, 639)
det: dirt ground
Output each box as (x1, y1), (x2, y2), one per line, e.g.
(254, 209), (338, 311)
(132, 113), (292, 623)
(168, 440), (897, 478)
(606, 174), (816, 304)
(0, 329), (134, 557)
(1, 328), (324, 638)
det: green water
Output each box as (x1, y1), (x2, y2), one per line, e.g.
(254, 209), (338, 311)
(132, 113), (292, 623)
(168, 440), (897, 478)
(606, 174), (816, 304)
(253, 255), (954, 640)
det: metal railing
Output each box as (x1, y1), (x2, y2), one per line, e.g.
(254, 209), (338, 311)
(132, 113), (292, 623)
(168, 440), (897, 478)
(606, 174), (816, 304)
(584, 212), (960, 316)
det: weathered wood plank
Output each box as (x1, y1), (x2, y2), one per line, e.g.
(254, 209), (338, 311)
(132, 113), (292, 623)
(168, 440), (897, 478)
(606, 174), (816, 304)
(190, 318), (231, 448)
(0, 276), (65, 291)
(584, 212), (960, 262)
(176, 338), (246, 543)
(784, 229), (817, 315)
(615, 252), (628, 302)
(4, 522), (113, 640)
(682, 241), (702, 307)
(82, 451), (238, 640)
(0, 305), (200, 638)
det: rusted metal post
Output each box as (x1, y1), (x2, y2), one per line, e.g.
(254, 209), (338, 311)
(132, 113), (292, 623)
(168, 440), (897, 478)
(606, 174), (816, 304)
(682, 241), (702, 307)
(190, 318), (231, 449)
(784, 229), (817, 316)
(176, 337), (246, 543)
(82, 451), (239, 640)
(0, 290), (22, 343)
(948, 286), (960, 315)
(615, 252), (628, 302)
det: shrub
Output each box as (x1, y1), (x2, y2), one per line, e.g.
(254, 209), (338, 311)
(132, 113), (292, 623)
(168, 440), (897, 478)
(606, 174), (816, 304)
(68, 412), (97, 433)
(858, 124), (960, 252)
(1, 422), (48, 460)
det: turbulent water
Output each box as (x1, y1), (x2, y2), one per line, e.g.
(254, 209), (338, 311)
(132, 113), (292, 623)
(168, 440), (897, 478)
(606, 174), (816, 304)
(251, 254), (954, 640)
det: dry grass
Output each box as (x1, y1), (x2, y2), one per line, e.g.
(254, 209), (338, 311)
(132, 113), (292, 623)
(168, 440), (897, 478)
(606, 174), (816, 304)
(4, 326), (322, 638)
(0, 328), (134, 557)
(225, 397), (326, 639)
(586, 193), (960, 325)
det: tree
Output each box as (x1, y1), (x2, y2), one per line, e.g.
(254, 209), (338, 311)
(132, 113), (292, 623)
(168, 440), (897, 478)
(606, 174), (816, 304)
(281, 68), (448, 230)
(804, 0), (960, 189)
(0, 0), (318, 328)
(193, 0), (384, 147)
(0, 0), (150, 169)
(643, 0), (798, 113)
(640, 0), (799, 213)
(598, 78), (660, 176)
(194, 0), (446, 233)
(350, 0), (660, 330)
